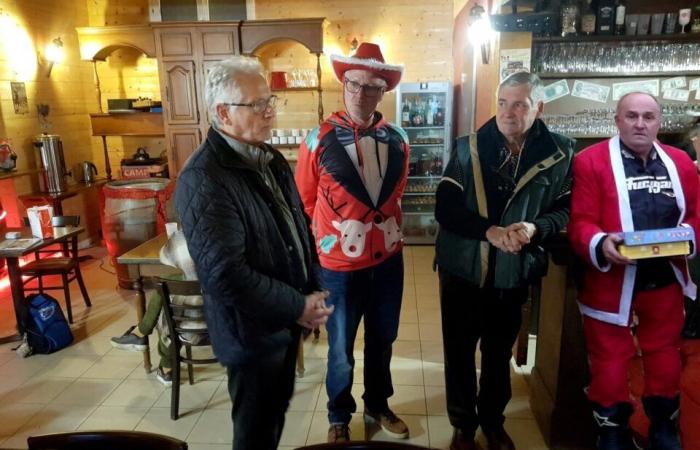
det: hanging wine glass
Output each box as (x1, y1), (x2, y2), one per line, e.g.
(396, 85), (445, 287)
(679, 8), (691, 33)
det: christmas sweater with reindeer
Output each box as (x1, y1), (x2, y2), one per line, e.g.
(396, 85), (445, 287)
(295, 111), (409, 271)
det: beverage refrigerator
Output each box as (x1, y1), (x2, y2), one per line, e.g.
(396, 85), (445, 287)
(396, 81), (453, 244)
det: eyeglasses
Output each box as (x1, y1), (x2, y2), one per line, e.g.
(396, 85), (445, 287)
(222, 95), (278, 114)
(344, 79), (386, 97)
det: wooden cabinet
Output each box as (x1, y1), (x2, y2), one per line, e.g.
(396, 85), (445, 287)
(162, 61), (199, 125)
(168, 127), (202, 175)
(152, 19), (325, 178)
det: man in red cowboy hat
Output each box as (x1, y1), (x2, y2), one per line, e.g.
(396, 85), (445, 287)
(295, 42), (410, 443)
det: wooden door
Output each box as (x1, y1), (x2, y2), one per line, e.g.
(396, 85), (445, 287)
(168, 127), (202, 176)
(163, 61), (199, 125)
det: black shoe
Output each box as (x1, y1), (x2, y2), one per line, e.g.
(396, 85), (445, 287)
(450, 428), (478, 450)
(593, 403), (635, 450)
(482, 426), (515, 450)
(642, 396), (682, 450)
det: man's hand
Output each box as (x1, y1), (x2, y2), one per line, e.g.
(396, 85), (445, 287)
(601, 233), (631, 266)
(487, 223), (532, 254)
(297, 290), (334, 329)
(506, 222), (536, 252)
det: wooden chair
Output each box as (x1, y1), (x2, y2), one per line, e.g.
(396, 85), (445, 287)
(158, 278), (218, 420)
(27, 430), (187, 450)
(21, 215), (91, 324)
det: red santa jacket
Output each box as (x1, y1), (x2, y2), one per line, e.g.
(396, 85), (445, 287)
(295, 111), (409, 271)
(569, 137), (699, 326)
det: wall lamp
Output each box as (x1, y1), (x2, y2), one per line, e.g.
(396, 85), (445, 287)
(467, 5), (495, 64)
(39, 37), (64, 77)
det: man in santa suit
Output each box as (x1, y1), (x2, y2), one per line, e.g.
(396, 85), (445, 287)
(569, 92), (699, 450)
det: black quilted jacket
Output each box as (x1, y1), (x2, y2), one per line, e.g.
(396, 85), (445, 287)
(175, 127), (319, 367)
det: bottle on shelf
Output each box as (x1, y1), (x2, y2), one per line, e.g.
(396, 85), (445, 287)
(560, 0), (580, 36)
(426, 97), (434, 126)
(434, 100), (445, 126)
(614, 0), (626, 35)
(401, 99), (410, 127)
(581, 0), (597, 35)
(411, 98), (425, 127)
(596, 0), (615, 35)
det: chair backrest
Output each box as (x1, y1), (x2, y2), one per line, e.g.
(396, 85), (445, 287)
(51, 215), (80, 227)
(158, 279), (216, 361)
(27, 430), (187, 450)
(296, 442), (434, 450)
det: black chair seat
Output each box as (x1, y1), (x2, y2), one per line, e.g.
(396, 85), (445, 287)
(27, 430), (188, 450)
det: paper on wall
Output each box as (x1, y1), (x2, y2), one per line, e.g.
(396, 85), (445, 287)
(571, 80), (610, 103)
(499, 48), (531, 82)
(661, 76), (686, 92)
(612, 79), (659, 101)
(689, 77), (700, 92)
(663, 89), (690, 102)
(543, 80), (569, 104)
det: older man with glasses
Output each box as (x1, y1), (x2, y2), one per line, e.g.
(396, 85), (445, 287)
(295, 42), (410, 443)
(175, 56), (334, 450)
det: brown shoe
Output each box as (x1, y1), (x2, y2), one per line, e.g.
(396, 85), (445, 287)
(328, 424), (350, 443)
(483, 426), (515, 450)
(450, 428), (478, 450)
(364, 409), (409, 439)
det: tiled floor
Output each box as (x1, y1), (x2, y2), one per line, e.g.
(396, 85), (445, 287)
(0, 246), (548, 449)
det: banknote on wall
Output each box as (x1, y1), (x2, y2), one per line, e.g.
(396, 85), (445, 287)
(612, 79), (660, 101)
(571, 80), (610, 103)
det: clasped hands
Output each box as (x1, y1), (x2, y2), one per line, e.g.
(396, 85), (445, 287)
(297, 290), (334, 329)
(486, 222), (536, 254)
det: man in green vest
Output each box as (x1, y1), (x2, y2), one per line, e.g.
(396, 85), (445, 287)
(434, 71), (574, 450)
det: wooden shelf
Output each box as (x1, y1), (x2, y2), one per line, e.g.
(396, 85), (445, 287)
(533, 33), (700, 44)
(90, 112), (165, 137)
(0, 169), (41, 181)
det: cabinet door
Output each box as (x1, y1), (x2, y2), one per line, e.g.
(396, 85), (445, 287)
(168, 127), (202, 177)
(200, 26), (239, 58)
(157, 28), (195, 58)
(163, 61), (199, 125)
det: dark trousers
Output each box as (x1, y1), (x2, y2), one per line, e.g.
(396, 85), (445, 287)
(226, 335), (299, 450)
(320, 252), (404, 424)
(439, 269), (527, 436)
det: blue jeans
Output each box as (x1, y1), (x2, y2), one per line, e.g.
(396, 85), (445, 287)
(320, 252), (404, 425)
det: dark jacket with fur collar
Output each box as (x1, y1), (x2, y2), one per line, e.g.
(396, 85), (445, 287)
(175, 127), (318, 367)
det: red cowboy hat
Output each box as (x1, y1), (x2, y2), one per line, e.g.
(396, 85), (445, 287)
(330, 42), (404, 92)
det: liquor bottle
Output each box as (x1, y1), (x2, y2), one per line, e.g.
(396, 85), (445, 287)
(425, 97), (435, 127)
(614, 0), (626, 35)
(412, 98), (425, 126)
(581, 0), (597, 35)
(560, 0), (580, 36)
(596, 0), (615, 35)
(401, 99), (410, 127)
(434, 101), (445, 126)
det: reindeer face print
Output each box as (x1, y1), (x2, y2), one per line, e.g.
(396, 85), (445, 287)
(375, 216), (403, 252)
(332, 219), (372, 258)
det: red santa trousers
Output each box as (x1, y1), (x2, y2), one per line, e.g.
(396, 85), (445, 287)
(583, 282), (685, 407)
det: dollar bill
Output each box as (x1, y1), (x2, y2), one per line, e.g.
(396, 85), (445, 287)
(689, 77), (700, 92)
(543, 80), (569, 104)
(612, 79), (659, 101)
(663, 89), (690, 102)
(571, 80), (610, 104)
(661, 76), (686, 92)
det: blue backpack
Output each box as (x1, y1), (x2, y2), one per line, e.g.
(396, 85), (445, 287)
(25, 293), (73, 354)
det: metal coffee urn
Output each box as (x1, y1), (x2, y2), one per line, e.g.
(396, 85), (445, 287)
(33, 134), (68, 193)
